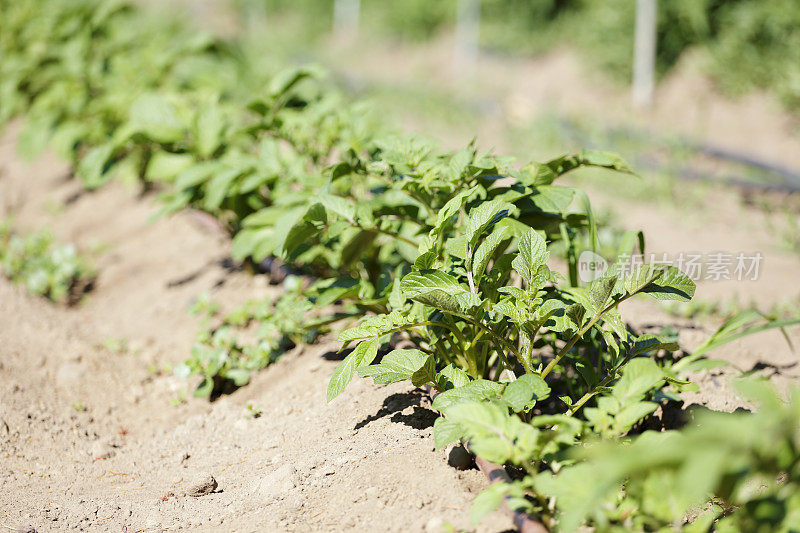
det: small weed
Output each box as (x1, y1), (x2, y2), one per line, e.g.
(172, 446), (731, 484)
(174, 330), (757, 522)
(169, 389), (187, 407)
(43, 199), (65, 216)
(101, 337), (129, 354)
(178, 276), (318, 399)
(0, 219), (94, 304)
(245, 403), (263, 418)
(189, 291), (220, 321)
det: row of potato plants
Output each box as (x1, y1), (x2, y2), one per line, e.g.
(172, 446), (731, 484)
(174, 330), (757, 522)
(2, 1), (800, 531)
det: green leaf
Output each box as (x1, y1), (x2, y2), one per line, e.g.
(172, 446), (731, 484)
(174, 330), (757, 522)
(77, 144), (115, 189)
(194, 377), (214, 398)
(520, 151), (635, 187)
(629, 334), (679, 357)
(225, 368), (251, 386)
(471, 224), (510, 283)
(202, 167), (241, 210)
(268, 65), (317, 98)
(282, 203), (327, 260)
(518, 161), (558, 187)
(589, 276), (618, 315)
(642, 266), (696, 301)
(614, 401), (658, 432)
(312, 277), (362, 307)
(612, 358), (665, 403)
(431, 187), (476, 235)
(329, 162), (354, 180)
(577, 150), (636, 175)
(464, 200), (515, 249)
(625, 265), (695, 301)
(327, 338), (380, 402)
(317, 193), (356, 223)
(129, 93), (185, 144)
(400, 270), (481, 315)
(17, 116), (52, 160)
(527, 185), (574, 214)
(411, 353), (437, 387)
(340, 230), (377, 268)
(174, 161), (219, 190)
(511, 229), (549, 286)
(337, 311), (416, 343)
(471, 482), (509, 524)
(433, 416), (462, 450)
(601, 308), (628, 340)
(432, 379), (504, 412)
(444, 402), (537, 464)
(436, 364), (471, 390)
(230, 227), (273, 261)
(195, 99), (225, 158)
(358, 349), (433, 386)
(501, 374), (551, 412)
(146, 152), (195, 183)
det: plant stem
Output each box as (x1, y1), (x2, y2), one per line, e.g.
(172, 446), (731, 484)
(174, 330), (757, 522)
(464, 317), (522, 366)
(541, 293), (634, 379)
(566, 374), (614, 417)
(365, 226), (419, 248)
(567, 348), (639, 416)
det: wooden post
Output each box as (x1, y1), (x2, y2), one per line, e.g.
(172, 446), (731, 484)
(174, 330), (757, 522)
(454, 0), (480, 79)
(632, 0), (657, 108)
(333, 0), (360, 43)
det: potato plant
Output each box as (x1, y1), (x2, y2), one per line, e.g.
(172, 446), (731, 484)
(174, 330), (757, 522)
(327, 195), (798, 530)
(505, 380), (800, 532)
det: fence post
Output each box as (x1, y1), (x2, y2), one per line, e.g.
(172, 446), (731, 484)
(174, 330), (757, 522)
(333, 0), (360, 43)
(454, 0), (480, 79)
(632, 0), (657, 108)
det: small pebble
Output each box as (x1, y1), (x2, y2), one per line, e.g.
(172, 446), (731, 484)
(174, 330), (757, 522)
(186, 472), (218, 497)
(89, 440), (114, 459)
(425, 516), (445, 533)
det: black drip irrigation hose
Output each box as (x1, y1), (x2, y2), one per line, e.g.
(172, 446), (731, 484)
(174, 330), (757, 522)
(695, 141), (800, 190)
(559, 118), (800, 193)
(472, 455), (549, 533)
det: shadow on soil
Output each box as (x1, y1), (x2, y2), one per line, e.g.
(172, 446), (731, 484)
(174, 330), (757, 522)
(354, 389), (438, 431)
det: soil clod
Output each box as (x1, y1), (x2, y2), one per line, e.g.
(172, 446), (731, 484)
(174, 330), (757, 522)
(186, 472), (218, 497)
(89, 440), (114, 460)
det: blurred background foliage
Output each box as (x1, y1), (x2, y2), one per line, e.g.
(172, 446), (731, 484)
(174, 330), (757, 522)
(246, 0), (800, 111)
